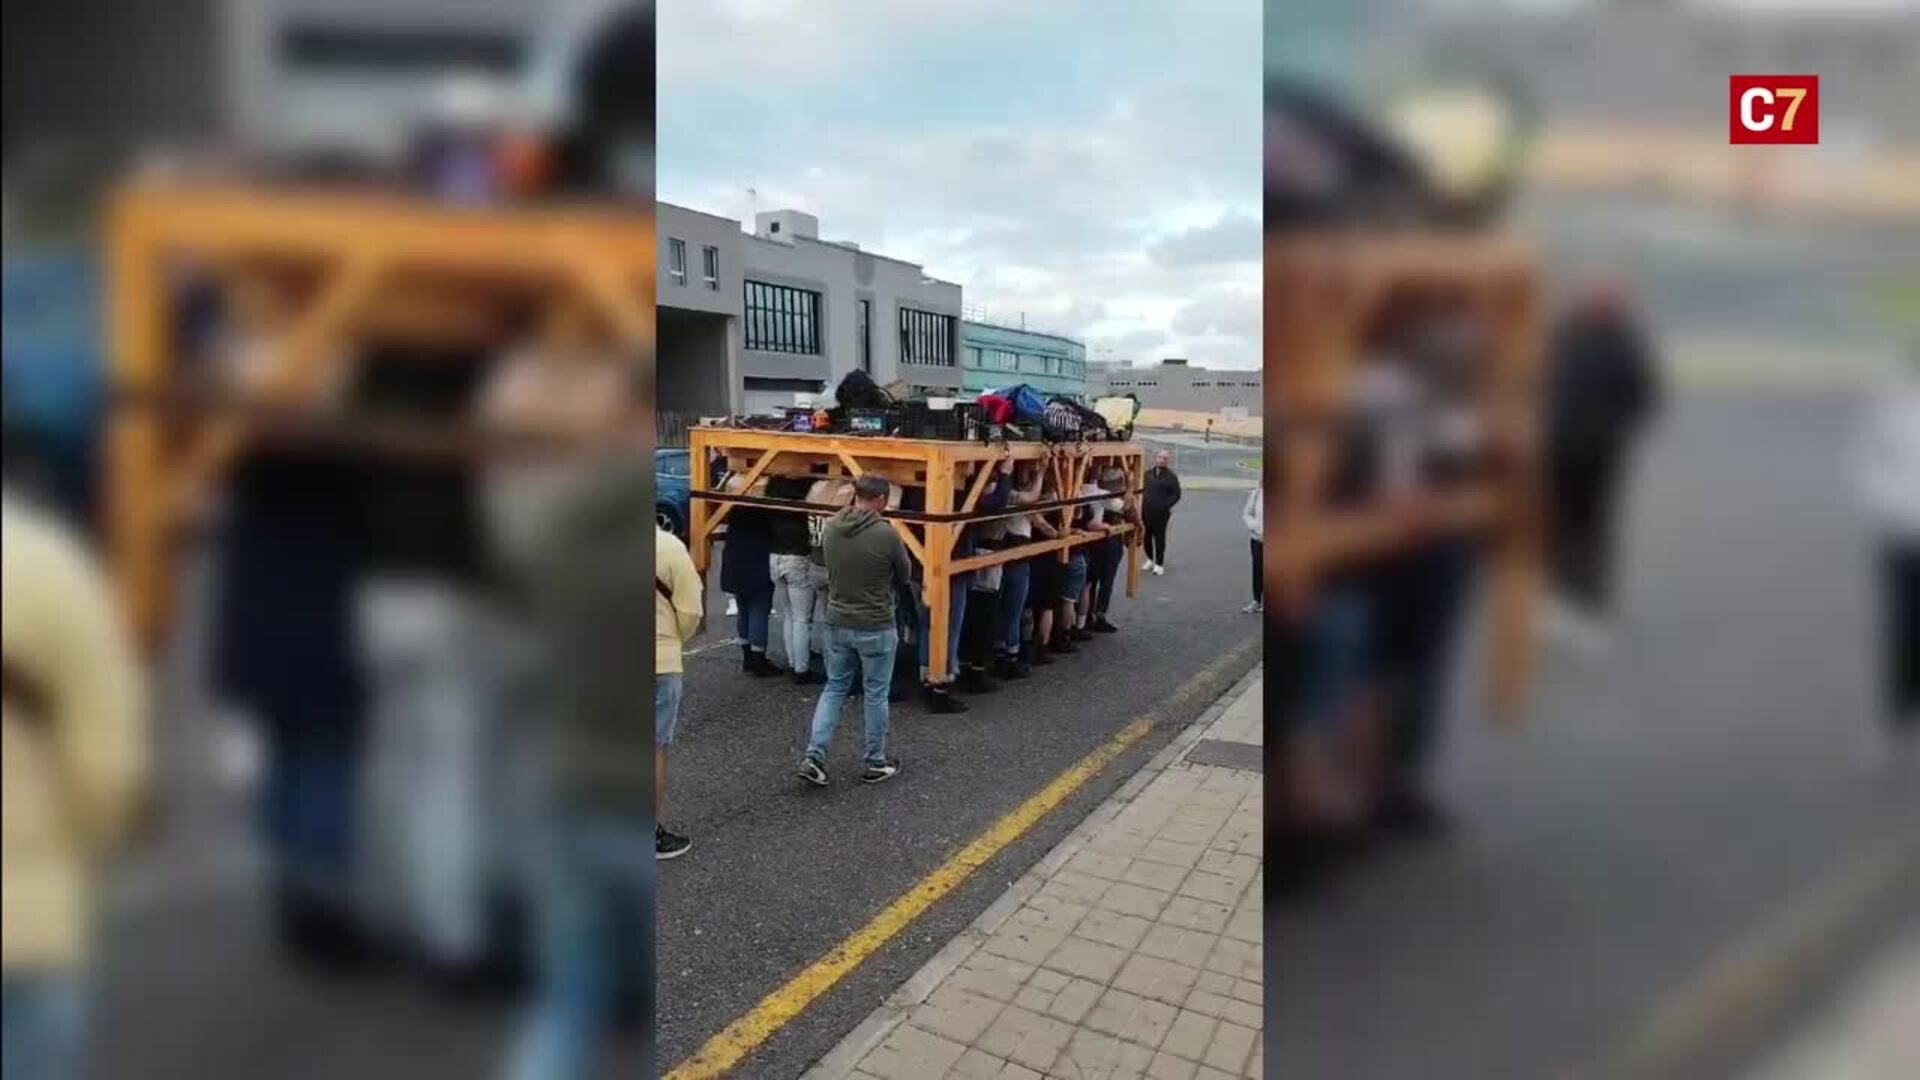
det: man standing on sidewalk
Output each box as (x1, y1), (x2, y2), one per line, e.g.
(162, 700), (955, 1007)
(1243, 484), (1266, 614)
(1141, 449), (1182, 575)
(800, 474), (909, 787)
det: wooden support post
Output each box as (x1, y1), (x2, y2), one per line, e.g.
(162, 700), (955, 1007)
(690, 432), (713, 574)
(1485, 278), (1544, 726)
(1124, 453), (1142, 600)
(106, 202), (170, 647)
(924, 449), (955, 683)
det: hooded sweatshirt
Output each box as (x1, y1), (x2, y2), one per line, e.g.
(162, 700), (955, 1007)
(823, 506), (911, 630)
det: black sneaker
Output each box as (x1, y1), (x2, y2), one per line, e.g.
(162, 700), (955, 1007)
(924, 684), (970, 714)
(861, 758), (901, 784)
(797, 758), (829, 787)
(656, 826), (692, 860)
(1051, 638), (1077, 655)
(1091, 617), (1120, 634)
(1072, 627), (1095, 643)
(1030, 648), (1056, 667)
(792, 668), (827, 687)
(956, 667), (999, 695)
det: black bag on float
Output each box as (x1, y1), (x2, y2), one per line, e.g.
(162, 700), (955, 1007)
(833, 369), (893, 410)
(1041, 396), (1110, 443)
(1264, 76), (1437, 229)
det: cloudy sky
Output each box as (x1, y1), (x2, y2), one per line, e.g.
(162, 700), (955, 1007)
(657, 0), (1262, 369)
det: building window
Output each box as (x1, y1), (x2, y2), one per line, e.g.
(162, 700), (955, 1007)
(899, 308), (955, 367)
(743, 280), (821, 354)
(702, 246), (719, 290)
(668, 239), (687, 286)
(858, 300), (873, 372)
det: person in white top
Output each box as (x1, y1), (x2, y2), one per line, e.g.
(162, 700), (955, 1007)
(1855, 351), (1920, 736)
(1242, 484), (1265, 614)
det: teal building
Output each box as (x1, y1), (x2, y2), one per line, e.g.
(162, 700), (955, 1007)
(960, 321), (1088, 400)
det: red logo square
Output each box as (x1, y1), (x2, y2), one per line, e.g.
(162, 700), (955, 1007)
(1730, 75), (1819, 145)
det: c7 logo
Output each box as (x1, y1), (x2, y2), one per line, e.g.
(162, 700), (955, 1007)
(1730, 75), (1819, 145)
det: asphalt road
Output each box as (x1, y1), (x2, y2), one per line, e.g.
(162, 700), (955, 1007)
(657, 491), (1262, 1075)
(1264, 389), (1920, 1079)
(81, 490), (1262, 1080)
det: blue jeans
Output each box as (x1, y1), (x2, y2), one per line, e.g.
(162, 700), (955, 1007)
(808, 626), (899, 768)
(917, 576), (970, 675)
(1062, 551), (1090, 604)
(506, 813), (648, 1080)
(772, 555), (829, 673)
(995, 561), (1032, 656)
(3, 973), (86, 1080)
(1290, 588), (1371, 735)
(655, 674), (683, 747)
(734, 585), (773, 653)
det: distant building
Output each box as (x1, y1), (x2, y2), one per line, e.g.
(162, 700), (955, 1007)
(657, 202), (964, 416)
(960, 321), (1087, 400)
(1091, 359), (1263, 417)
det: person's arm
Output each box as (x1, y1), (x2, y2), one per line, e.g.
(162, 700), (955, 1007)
(668, 543), (705, 642)
(890, 532), (914, 591)
(1169, 472), (1182, 508)
(1243, 489), (1260, 533)
(39, 528), (148, 856)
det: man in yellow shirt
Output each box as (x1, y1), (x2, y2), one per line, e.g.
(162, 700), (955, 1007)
(654, 525), (704, 859)
(3, 490), (147, 1080)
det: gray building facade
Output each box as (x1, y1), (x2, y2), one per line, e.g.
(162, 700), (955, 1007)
(1091, 359), (1263, 417)
(658, 204), (964, 417)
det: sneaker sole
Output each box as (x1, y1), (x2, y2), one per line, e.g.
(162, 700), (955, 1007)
(798, 765), (829, 787)
(861, 770), (900, 784)
(657, 842), (692, 861)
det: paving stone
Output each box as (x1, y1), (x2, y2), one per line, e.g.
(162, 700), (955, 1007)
(1159, 1008), (1219, 1062)
(1099, 882), (1175, 919)
(976, 1006), (1076, 1073)
(912, 986), (1009, 1045)
(982, 925), (1068, 964)
(1203, 937), (1260, 981)
(1065, 850), (1134, 881)
(1084, 987), (1179, 1047)
(1112, 954), (1204, 1006)
(947, 953), (1037, 1003)
(948, 1048), (1013, 1079)
(1136, 924), (1219, 965)
(1158, 896), (1233, 935)
(1176, 871), (1244, 906)
(1148, 1050), (1201, 1080)
(1053, 1029), (1157, 1078)
(1076, 909), (1154, 951)
(1043, 935), (1132, 983)
(1202, 1021), (1258, 1074)
(1217, 997), (1263, 1032)
(859, 1024), (968, 1079)
(1138, 839), (1206, 870)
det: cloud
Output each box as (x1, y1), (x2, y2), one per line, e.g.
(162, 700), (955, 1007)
(660, 2), (1261, 368)
(1150, 214), (1262, 268)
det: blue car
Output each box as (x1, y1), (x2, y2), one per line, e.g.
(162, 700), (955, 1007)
(656, 448), (692, 537)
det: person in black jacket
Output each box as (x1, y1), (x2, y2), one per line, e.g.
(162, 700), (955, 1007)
(1545, 277), (1661, 651)
(720, 484), (779, 678)
(1141, 450), (1182, 574)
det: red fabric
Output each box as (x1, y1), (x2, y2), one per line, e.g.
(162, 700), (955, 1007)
(977, 394), (1015, 424)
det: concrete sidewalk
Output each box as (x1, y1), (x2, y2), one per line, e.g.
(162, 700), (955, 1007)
(807, 669), (1265, 1080)
(1747, 930), (1920, 1080)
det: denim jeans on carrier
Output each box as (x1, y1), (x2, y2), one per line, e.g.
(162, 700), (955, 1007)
(995, 560), (1033, 656)
(808, 625), (900, 767)
(506, 812), (649, 1080)
(734, 584), (773, 654)
(918, 575), (970, 676)
(771, 555), (829, 673)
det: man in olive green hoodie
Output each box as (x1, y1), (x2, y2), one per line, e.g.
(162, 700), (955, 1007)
(798, 474), (910, 787)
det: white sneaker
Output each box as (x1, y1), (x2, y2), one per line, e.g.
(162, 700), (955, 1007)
(1242, 601), (1261, 614)
(1141, 559), (1156, 573)
(1151, 563), (1166, 576)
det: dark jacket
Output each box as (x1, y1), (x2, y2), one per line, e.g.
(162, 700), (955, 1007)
(823, 506), (910, 630)
(1142, 467), (1182, 516)
(766, 477), (816, 558)
(1547, 311), (1660, 455)
(719, 507), (774, 596)
(526, 452), (651, 816)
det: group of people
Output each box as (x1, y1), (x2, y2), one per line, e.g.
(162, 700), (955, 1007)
(1274, 279), (1664, 862)
(654, 447), (1201, 846)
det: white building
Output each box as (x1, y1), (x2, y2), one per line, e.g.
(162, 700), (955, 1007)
(657, 203), (964, 417)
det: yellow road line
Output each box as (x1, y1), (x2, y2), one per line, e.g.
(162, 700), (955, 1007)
(1589, 827), (1920, 1079)
(664, 639), (1259, 1079)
